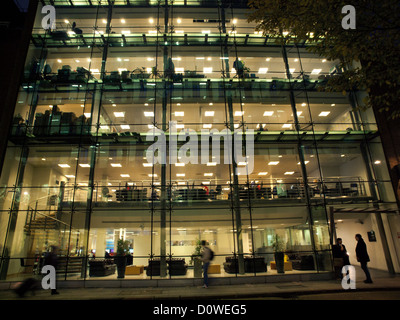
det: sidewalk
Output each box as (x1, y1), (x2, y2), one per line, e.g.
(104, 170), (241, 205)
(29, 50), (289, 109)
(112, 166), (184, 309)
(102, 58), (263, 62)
(1, 268), (400, 300)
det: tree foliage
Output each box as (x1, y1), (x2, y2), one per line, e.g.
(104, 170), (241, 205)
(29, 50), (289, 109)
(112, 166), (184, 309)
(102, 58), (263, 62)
(247, 0), (400, 118)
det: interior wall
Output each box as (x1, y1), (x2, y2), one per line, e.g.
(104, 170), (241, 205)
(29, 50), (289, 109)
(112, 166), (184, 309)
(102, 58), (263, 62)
(335, 213), (388, 271)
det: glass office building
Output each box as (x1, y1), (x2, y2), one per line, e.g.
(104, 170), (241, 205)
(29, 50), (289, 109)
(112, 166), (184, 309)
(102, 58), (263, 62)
(1, 0), (399, 283)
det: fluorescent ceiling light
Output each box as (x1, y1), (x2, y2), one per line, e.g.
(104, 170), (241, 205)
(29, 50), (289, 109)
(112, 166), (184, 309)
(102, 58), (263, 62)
(234, 111), (244, 116)
(58, 164), (70, 168)
(297, 161), (310, 165)
(177, 181), (186, 185)
(202, 30), (210, 34)
(100, 125), (109, 130)
(312, 69), (322, 74)
(374, 160), (381, 165)
(148, 174), (157, 177)
(175, 67), (184, 73)
(143, 163), (153, 167)
(120, 174), (130, 177)
(149, 18), (154, 24)
(263, 111), (274, 117)
(238, 162), (247, 166)
(144, 111), (154, 117)
(268, 161), (279, 165)
(284, 172), (295, 175)
(79, 164), (90, 168)
(203, 67), (213, 74)
(282, 124), (292, 128)
(258, 68), (268, 74)
(289, 68), (295, 74)
(114, 112), (125, 117)
(121, 19), (126, 24)
(196, 57), (205, 60)
(203, 124), (212, 129)
(120, 125), (130, 129)
(176, 173), (185, 177)
(175, 111), (184, 116)
(84, 113), (91, 118)
(258, 172), (268, 176)
(65, 175), (75, 178)
(204, 173), (213, 177)
(207, 162), (217, 166)
(205, 111), (215, 117)
(111, 163), (122, 167)
(319, 111), (331, 117)
(202, 181), (210, 185)
(175, 163), (185, 167)
(177, 18), (182, 24)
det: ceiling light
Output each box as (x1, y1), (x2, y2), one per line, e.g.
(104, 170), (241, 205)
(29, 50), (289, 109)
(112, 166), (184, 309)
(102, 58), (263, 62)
(374, 160), (382, 165)
(102, 19), (107, 24)
(232, 19), (238, 24)
(289, 68), (295, 73)
(84, 113), (91, 118)
(120, 174), (130, 178)
(196, 57), (205, 60)
(58, 164), (70, 168)
(202, 30), (210, 34)
(177, 18), (182, 24)
(175, 111), (184, 116)
(111, 163), (122, 167)
(258, 68), (268, 74)
(297, 161), (310, 165)
(207, 162), (217, 166)
(268, 161), (279, 165)
(149, 18), (154, 24)
(322, 59), (327, 63)
(312, 69), (322, 74)
(143, 163), (153, 167)
(301, 103), (307, 107)
(263, 111), (274, 117)
(284, 172), (295, 175)
(234, 111), (244, 116)
(319, 111), (331, 117)
(205, 111), (215, 116)
(114, 112), (125, 117)
(148, 174), (157, 177)
(65, 175), (75, 178)
(42, 158), (46, 161)
(79, 164), (90, 168)
(176, 173), (185, 177)
(258, 172), (268, 176)
(204, 173), (213, 177)
(203, 67), (213, 73)
(331, 104), (336, 107)
(175, 163), (185, 167)
(121, 19), (126, 24)
(203, 124), (212, 129)
(266, 58), (271, 61)
(144, 111), (154, 117)
(120, 125), (130, 129)
(282, 124), (292, 128)
(100, 125), (109, 130)
(202, 181), (210, 185)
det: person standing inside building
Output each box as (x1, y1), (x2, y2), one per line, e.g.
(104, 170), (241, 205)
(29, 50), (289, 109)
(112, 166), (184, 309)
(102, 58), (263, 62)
(201, 240), (211, 288)
(44, 245), (60, 295)
(355, 234), (373, 283)
(332, 238), (350, 279)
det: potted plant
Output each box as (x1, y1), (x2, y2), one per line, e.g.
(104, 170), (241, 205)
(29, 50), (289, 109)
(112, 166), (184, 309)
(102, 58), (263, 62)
(115, 239), (129, 279)
(272, 234), (286, 274)
(190, 239), (203, 278)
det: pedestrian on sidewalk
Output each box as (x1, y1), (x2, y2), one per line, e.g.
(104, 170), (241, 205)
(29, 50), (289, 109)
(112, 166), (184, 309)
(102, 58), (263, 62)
(355, 234), (373, 283)
(44, 245), (60, 295)
(201, 240), (212, 288)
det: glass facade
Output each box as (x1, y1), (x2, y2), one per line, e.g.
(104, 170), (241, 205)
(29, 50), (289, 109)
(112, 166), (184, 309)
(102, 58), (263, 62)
(0, 0), (398, 282)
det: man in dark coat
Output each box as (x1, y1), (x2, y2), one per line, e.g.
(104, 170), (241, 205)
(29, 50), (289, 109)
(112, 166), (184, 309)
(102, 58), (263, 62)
(332, 238), (351, 279)
(355, 234), (373, 283)
(44, 245), (60, 295)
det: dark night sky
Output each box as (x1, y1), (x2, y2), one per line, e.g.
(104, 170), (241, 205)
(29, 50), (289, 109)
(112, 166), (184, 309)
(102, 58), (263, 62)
(13, 0), (30, 12)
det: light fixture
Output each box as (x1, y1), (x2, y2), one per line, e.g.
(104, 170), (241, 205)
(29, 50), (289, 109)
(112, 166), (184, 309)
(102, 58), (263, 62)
(84, 113), (91, 118)
(79, 164), (90, 168)
(322, 59), (327, 63)
(203, 124), (212, 129)
(297, 161), (310, 165)
(258, 68), (268, 74)
(205, 111), (215, 117)
(204, 173), (213, 177)
(100, 125), (109, 130)
(294, 58), (299, 62)
(232, 19), (238, 24)
(64, 20), (69, 24)
(176, 174), (185, 177)
(282, 124), (292, 128)
(207, 162), (217, 166)
(175, 111), (184, 116)
(263, 111), (274, 117)
(266, 58), (271, 61)
(268, 161), (279, 165)
(319, 111), (331, 117)
(121, 19), (126, 24)
(312, 69), (322, 75)
(42, 158), (46, 161)
(121, 30), (131, 35)
(203, 67), (213, 73)
(143, 163), (153, 167)
(284, 172), (295, 175)
(114, 112), (125, 117)
(202, 30), (210, 34)
(234, 111), (244, 116)
(374, 160), (382, 165)
(149, 18), (154, 24)
(301, 103), (307, 107)
(331, 104), (336, 107)
(57, 59), (62, 63)
(111, 163), (122, 167)
(58, 164), (70, 168)
(177, 18), (182, 24)
(65, 175), (75, 178)
(175, 163), (185, 167)
(258, 172), (268, 176)
(120, 125), (130, 130)
(289, 68), (295, 74)
(202, 181), (210, 185)
(144, 111), (154, 117)
(148, 174), (157, 177)
(120, 174), (130, 178)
